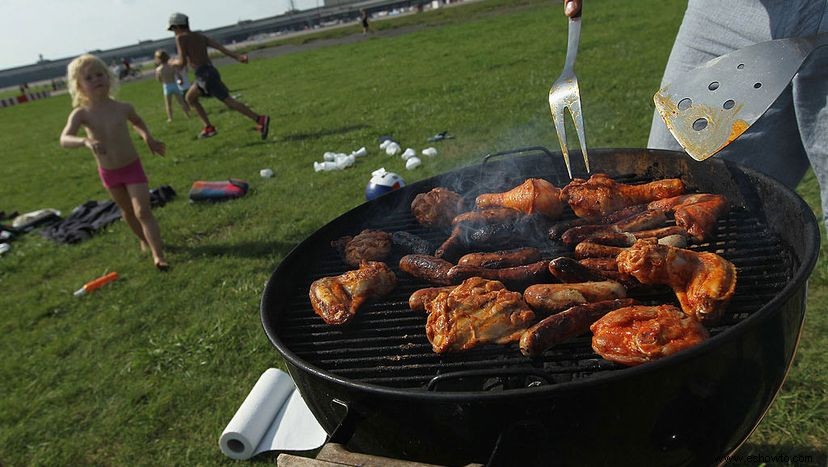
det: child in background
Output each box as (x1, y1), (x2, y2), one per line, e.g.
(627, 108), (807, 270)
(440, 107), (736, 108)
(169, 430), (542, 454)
(167, 12), (270, 140)
(154, 49), (190, 122)
(60, 54), (169, 270)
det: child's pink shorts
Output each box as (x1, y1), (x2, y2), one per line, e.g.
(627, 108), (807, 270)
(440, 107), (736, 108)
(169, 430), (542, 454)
(98, 158), (148, 189)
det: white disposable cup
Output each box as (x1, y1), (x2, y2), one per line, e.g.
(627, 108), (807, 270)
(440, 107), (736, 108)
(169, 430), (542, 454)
(405, 157), (422, 170)
(260, 168), (274, 178)
(422, 147), (438, 157)
(352, 147), (368, 157)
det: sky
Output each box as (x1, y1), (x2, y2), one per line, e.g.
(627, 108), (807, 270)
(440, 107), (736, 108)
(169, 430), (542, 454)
(0, 0), (320, 70)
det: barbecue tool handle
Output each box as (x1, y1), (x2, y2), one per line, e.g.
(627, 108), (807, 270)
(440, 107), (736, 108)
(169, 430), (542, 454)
(479, 146), (572, 186)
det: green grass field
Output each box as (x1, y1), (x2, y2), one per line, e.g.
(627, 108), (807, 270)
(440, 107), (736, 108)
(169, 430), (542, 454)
(1, 0), (825, 465)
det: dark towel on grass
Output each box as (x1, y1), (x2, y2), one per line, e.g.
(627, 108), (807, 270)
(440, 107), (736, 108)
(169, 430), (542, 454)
(41, 185), (176, 244)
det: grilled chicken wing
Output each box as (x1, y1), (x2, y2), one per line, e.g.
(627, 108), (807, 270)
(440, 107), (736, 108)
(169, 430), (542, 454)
(309, 261), (397, 325)
(648, 194), (728, 241)
(332, 229), (392, 267)
(523, 281), (627, 314)
(616, 240), (737, 324)
(411, 187), (467, 228)
(425, 277), (536, 353)
(561, 173), (685, 218)
(590, 304), (709, 366)
(475, 178), (564, 219)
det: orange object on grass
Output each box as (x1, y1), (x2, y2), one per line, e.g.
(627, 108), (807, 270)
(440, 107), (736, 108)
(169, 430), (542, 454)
(74, 271), (119, 297)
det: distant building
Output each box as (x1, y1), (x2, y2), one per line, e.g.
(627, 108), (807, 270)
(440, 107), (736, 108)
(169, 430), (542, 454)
(0, 0), (431, 88)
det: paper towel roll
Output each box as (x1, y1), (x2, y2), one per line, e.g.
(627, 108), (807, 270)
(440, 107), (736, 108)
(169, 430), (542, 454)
(219, 368), (327, 460)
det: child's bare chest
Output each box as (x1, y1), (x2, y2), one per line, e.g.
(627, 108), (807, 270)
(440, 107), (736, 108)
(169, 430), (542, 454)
(84, 108), (129, 139)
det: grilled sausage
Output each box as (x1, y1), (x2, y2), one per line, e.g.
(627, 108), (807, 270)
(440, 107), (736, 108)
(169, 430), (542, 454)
(633, 225), (688, 240)
(523, 281), (627, 314)
(446, 260), (551, 289)
(392, 231), (434, 255)
(548, 217), (593, 240)
(614, 209), (668, 232)
(458, 247), (542, 269)
(409, 286), (456, 312)
(548, 257), (610, 283)
(574, 242), (626, 259)
(579, 257), (618, 272)
(399, 254), (454, 285)
(520, 298), (638, 356)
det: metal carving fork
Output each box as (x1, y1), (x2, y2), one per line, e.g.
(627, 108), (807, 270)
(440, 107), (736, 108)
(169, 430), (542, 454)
(548, 13), (590, 179)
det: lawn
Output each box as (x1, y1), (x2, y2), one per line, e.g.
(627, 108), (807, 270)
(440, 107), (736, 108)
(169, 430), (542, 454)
(0, 0), (825, 465)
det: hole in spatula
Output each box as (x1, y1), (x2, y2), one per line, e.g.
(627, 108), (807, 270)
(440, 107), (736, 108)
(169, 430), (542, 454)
(723, 100), (735, 110)
(754, 82), (762, 89)
(678, 98), (692, 111)
(693, 118), (708, 131)
(708, 82), (719, 91)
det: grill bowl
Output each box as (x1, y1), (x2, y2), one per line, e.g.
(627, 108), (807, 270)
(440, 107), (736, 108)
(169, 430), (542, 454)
(261, 148), (819, 466)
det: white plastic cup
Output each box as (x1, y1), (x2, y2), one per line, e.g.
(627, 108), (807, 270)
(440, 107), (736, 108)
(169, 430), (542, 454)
(401, 148), (417, 160)
(405, 157), (422, 170)
(379, 140), (391, 150)
(334, 154), (355, 169)
(0, 243), (9, 255)
(422, 147), (438, 157)
(385, 142), (401, 156)
(323, 151), (337, 161)
(260, 168), (274, 178)
(314, 161), (339, 172)
(351, 147), (368, 157)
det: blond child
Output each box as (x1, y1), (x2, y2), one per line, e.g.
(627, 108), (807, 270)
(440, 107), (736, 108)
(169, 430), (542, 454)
(59, 54), (169, 270)
(154, 49), (191, 122)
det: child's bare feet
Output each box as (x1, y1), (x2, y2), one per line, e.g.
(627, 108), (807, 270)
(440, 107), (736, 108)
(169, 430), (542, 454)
(154, 257), (170, 271)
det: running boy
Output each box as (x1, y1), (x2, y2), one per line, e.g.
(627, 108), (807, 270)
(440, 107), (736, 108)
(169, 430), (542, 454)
(154, 49), (191, 122)
(167, 12), (270, 140)
(60, 54), (169, 270)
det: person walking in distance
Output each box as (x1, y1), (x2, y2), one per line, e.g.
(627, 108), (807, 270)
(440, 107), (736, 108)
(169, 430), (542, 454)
(154, 49), (191, 122)
(166, 12), (270, 140)
(59, 54), (169, 270)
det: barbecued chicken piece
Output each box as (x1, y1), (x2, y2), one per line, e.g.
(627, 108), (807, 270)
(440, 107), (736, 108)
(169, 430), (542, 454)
(574, 235), (688, 259)
(411, 187), (467, 228)
(331, 229), (392, 267)
(476, 178), (565, 219)
(616, 240), (737, 324)
(561, 173), (686, 218)
(523, 281), (627, 314)
(409, 286), (456, 312)
(425, 277), (536, 353)
(309, 261), (397, 325)
(648, 194), (728, 241)
(590, 304), (709, 366)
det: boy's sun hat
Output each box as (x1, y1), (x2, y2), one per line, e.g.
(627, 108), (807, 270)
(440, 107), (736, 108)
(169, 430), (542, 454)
(168, 12), (189, 30)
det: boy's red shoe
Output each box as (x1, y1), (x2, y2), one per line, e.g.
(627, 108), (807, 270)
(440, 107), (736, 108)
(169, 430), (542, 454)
(198, 125), (217, 139)
(256, 115), (270, 140)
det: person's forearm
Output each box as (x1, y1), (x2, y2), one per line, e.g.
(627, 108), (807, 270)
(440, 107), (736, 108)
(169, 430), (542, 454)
(60, 134), (87, 149)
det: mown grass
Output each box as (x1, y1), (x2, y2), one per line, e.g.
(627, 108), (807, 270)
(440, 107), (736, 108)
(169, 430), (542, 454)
(1, 0), (825, 465)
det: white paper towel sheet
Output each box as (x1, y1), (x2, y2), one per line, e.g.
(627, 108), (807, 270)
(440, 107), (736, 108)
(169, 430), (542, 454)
(219, 368), (328, 460)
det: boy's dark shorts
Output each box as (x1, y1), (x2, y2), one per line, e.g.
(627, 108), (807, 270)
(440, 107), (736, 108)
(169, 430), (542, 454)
(194, 64), (230, 101)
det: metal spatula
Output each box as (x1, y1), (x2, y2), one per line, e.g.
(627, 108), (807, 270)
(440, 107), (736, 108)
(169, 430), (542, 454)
(654, 33), (828, 161)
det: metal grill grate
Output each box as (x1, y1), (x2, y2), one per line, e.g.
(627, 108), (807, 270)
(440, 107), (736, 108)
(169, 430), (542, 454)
(274, 171), (796, 391)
